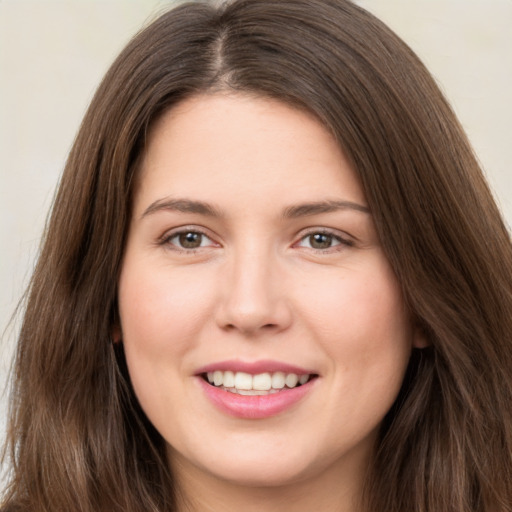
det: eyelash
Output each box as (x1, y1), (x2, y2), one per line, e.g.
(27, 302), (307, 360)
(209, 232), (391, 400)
(158, 227), (354, 254)
(159, 227), (217, 253)
(294, 229), (354, 253)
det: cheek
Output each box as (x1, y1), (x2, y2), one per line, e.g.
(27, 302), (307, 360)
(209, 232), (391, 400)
(305, 270), (408, 339)
(310, 264), (412, 438)
(297, 255), (412, 383)
(118, 260), (218, 356)
(117, 260), (220, 431)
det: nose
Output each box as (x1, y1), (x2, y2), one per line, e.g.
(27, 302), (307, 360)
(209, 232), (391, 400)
(215, 245), (293, 336)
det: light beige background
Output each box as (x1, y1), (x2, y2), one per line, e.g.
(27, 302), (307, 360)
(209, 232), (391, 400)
(1, 0), (511, 446)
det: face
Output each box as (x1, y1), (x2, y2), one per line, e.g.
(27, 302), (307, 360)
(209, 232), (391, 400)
(118, 93), (418, 492)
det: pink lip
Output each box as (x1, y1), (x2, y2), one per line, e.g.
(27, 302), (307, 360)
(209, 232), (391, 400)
(195, 359), (316, 375)
(197, 377), (316, 419)
(194, 360), (318, 419)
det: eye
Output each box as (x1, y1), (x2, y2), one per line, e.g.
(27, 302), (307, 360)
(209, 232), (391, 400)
(164, 230), (217, 250)
(295, 231), (352, 251)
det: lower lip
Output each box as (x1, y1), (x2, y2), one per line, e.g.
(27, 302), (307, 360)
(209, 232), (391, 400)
(197, 377), (316, 419)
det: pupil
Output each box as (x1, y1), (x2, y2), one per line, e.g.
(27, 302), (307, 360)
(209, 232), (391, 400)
(179, 232), (202, 248)
(310, 233), (332, 249)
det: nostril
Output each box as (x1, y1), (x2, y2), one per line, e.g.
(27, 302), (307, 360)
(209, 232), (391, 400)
(221, 322), (279, 335)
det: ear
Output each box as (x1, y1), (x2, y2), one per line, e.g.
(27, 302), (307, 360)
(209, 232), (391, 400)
(412, 324), (430, 349)
(111, 324), (122, 343)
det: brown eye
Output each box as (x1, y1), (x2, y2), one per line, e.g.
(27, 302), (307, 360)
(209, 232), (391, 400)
(295, 231), (347, 251)
(166, 230), (215, 250)
(179, 232), (203, 248)
(309, 233), (335, 249)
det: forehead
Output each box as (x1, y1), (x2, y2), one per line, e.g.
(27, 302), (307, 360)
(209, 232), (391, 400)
(134, 93), (366, 215)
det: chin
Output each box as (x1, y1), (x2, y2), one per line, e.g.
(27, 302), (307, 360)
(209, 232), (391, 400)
(170, 438), (319, 490)
(205, 457), (314, 488)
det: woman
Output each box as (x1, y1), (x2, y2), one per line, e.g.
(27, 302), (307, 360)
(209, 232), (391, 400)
(2, 0), (512, 511)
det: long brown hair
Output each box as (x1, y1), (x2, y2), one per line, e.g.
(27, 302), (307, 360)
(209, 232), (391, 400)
(3, 1), (512, 511)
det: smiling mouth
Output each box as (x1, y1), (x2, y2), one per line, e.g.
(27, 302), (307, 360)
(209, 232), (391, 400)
(201, 370), (318, 396)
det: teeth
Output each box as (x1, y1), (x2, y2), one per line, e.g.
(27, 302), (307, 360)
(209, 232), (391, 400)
(285, 373), (299, 388)
(213, 370), (223, 386)
(223, 370), (235, 388)
(234, 372), (253, 390)
(205, 370), (312, 392)
(253, 372), (271, 390)
(271, 372), (285, 389)
(236, 389), (269, 396)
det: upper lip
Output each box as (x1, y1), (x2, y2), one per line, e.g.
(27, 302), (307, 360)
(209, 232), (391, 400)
(195, 359), (317, 376)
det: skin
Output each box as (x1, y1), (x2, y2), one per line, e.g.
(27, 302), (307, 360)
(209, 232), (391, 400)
(117, 93), (422, 512)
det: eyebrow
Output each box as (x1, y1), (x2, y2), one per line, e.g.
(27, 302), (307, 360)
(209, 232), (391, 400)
(141, 198), (224, 219)
(282, 199), (370, 218)
(140, 197), (370, 220)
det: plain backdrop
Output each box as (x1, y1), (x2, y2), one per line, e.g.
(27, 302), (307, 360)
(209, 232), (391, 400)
(1, 0), (511, 454)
